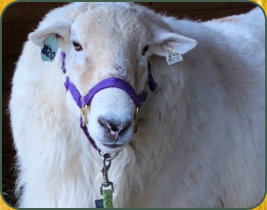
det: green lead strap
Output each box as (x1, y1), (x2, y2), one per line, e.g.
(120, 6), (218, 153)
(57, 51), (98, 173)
(95, 190), (114, 208)
(103, 189), (114, 208)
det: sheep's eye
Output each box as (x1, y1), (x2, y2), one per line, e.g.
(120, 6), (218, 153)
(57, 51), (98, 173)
(142, 45), (150, 56)
(72, 41), (83, 51)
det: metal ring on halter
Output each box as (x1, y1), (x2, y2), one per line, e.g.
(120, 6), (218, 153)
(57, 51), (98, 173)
(98, 150), (118, 161)
(134, 107), (139, 132)
(134, 107), (139, 124)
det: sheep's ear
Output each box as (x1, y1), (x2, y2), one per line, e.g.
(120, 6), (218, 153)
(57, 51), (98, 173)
(150, 26), (197, 63)
(28, 23), (70, 47)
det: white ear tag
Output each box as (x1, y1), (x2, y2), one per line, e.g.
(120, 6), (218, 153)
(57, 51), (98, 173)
(41, 35), (58, 62)
(166, 48), (183, 65)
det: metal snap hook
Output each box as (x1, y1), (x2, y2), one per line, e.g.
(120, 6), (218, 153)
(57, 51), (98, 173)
(98, 152), (117, 195)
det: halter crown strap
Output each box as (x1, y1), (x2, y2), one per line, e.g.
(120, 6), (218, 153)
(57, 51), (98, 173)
(147, 61), (157, 91)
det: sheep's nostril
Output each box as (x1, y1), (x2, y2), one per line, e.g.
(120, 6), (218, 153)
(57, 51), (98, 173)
(98, 117), (119, 132)
(98, 117), (131, 140)
(109, 122), (120, 133)
(119, 121), (131, 135)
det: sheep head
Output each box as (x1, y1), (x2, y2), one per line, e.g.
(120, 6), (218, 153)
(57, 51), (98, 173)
(28, 3), (197, 153)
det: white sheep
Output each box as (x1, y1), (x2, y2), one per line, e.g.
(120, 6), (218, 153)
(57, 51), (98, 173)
(10, 3), (265, 208)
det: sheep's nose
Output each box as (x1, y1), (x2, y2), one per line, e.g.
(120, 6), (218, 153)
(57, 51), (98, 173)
(98, 117), (131, 141)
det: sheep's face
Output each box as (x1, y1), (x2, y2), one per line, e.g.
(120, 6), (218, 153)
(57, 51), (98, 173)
(29, 3), (197, 154)
(66, 7), (152, 153)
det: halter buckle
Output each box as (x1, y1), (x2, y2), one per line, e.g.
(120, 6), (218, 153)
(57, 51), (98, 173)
(81, 105), (89, 127)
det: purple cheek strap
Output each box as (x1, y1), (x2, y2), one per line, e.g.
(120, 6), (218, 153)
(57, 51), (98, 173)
(61, 51), (157, 152)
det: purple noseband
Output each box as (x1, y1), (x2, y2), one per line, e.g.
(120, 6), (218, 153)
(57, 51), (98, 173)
(61, 51), (157, 151)
(65, 77), (149, 109)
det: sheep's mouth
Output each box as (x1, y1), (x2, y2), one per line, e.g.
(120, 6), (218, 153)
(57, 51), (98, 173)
(103, 143), (124, 148)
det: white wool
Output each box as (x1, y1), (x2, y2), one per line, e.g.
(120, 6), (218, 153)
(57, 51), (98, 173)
(10, 3), (264, 208)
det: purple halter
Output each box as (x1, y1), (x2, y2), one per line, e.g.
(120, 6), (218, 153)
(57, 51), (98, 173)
(61, 51), (157, 151)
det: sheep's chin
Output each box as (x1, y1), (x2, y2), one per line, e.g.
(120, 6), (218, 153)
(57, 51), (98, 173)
(98, 143), (128, 154)
(87, 123), (134, 154)
(92, 130), (134, 154)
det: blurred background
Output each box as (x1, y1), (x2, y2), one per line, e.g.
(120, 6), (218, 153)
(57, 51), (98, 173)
(2, 2), (256, 206)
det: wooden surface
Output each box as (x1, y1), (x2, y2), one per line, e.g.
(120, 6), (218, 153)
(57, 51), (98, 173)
(2, 2), (256, 206)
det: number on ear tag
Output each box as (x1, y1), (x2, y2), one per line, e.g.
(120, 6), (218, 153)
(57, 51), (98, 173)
(166, 47), (183, 65)
(41, 35), (58, 62)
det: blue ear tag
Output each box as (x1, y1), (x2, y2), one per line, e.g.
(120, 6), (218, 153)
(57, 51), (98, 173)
(41, 35), (58, 62)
